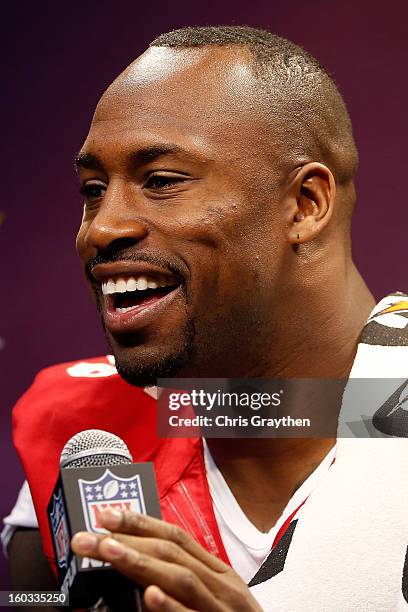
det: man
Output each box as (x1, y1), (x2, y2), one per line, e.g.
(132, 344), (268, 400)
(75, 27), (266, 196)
(4, 26), (408, 611)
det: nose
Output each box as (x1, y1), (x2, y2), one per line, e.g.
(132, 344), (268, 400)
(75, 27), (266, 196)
(79, 185), (149, 253)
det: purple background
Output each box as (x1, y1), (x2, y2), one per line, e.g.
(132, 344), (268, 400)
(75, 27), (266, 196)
(1, 0), (406, 587)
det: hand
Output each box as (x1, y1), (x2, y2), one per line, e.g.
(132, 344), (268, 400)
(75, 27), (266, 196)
(71, 508), (263, 612)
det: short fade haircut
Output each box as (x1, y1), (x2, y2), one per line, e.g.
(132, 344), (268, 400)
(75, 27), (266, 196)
(150, 26), (358, 195)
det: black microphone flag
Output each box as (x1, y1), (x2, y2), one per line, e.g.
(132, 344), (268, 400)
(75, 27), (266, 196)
(47, 430), (161, 610)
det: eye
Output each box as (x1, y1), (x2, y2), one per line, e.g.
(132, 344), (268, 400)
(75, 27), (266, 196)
(80, 181), (107, 201)
(144, 173), (188, 191)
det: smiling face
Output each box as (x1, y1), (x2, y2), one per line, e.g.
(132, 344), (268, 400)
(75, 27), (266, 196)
(75, 46), (298, 385)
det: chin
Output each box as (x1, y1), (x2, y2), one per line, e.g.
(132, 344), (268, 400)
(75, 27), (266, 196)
(108, 323), (195, 387)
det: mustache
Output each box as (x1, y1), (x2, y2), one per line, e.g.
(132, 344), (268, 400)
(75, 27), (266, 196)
(86, 249), (187, 282)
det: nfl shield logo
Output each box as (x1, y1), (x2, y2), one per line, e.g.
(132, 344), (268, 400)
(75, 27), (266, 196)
(50, 489), (70, 569)
(78, 469), (146, 534)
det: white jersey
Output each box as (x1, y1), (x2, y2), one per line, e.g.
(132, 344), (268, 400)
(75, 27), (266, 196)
(203, 440), (336, 582)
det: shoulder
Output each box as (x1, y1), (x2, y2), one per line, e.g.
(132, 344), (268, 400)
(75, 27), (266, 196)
(13, 354), (150, 420)
(12, 355), (155, 464)
(23, 354), (119, 390)
(361, 292), (408, 348)
(352, 293), (408, 378)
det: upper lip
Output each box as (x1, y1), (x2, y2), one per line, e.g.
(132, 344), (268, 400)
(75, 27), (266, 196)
(90, 261), (181, 285)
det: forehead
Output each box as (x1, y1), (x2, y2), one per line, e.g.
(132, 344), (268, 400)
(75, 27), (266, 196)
(97, 46), (257, 119)
(84, 47), (273, 159)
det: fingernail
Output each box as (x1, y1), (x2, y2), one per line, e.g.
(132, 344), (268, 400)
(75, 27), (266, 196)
(103, 537), (125, 558)
(147, 586), (165, 607)
(72, 532), (97, 553)
(100, 508), (122, 529)
(152, 587), (165, 605)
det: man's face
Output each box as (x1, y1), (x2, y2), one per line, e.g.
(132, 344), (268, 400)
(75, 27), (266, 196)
(76, 46), (291, 384)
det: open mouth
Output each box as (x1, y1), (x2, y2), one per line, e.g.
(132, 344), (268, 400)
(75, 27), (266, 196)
(102, 275), (179, 315)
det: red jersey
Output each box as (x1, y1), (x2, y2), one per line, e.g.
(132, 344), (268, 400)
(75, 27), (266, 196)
(12, 356), (229, 574)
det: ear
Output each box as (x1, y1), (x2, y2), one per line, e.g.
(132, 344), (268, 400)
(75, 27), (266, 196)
(286, 162), (336, 245)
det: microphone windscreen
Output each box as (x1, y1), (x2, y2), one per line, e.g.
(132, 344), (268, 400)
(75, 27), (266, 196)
(60, 429), (133, 469)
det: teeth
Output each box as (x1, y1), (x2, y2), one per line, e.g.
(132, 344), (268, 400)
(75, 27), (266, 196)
(106, 280), (116, 295)
(101, 275), (175, 295)
(136, 276), (148, 290)
(116, 279), (127, 293)
(126, 278), (137, 292)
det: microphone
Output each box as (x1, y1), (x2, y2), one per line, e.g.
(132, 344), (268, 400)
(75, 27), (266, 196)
(47, 429), (161, 610)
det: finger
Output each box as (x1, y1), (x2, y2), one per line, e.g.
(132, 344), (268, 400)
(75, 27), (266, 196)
(73, 531), (235, 599)
(103, 533), (234, 596)
(99, 508), (229, 573)
(144, 585), (197, 612)
(72, 533), (224, 612)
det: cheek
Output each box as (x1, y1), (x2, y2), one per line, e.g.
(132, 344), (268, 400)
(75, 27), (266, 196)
(173, 201), (281, 310)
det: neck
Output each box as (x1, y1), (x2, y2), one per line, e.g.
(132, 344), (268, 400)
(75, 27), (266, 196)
(207, 262), (375, 531)
(247, 261), (375, 379)
(206, 437), (335, 532)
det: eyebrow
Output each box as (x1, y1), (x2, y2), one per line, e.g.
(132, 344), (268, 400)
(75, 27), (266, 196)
(74, 152), (102, 171)
(74, 143), (197, 172)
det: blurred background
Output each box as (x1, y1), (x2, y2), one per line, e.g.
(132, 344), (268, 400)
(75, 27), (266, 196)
(1, 0), (407, 587)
